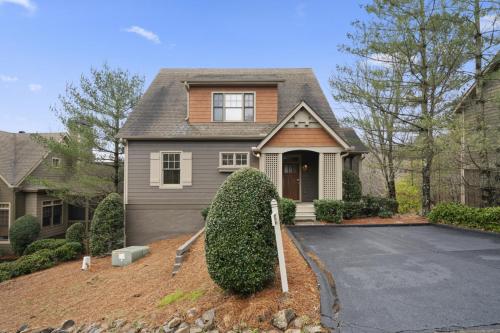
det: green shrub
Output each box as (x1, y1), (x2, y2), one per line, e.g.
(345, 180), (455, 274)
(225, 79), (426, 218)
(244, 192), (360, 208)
(53, 242), (82, 261)
(66, 223), (85, 244)
(429, 203), (500, 232)
(343, 170), (362, 202)
(201, 207), (210, 221)
(0, 261), (14, 273)
(314, 199), (344, 223)
(280, 198), (296, 225)
(396, 178), (421, 214)
(9, 215), (41, 255)
(0, 270), (10, 283)
(378, 210), (393, 218)
(343, 201), (365, 220)
(23, 239), (67, 255)
(361, 196), (398, 216)
(10, 253), (55, 277)
(90, 193), (124, 256)
(205, 168), (278, 294)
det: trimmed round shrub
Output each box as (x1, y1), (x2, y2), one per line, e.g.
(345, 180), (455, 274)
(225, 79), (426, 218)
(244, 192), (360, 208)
(66, 223), (85, 244)
(0, 270), (10, 283)
(280, 198), (296, 225)
(53, 242), (82, 261)
(343, 201), (365, 220)
(10, 253), (55, 277)
(24, 238), (67, 255)
(9, 215), (41, 255)
(378, 210), (393, 218)
(314, 199), (344, 223)
(343, 170), (362, 202)
(90, 193), (124, 256)
(205, 168), (278, 294)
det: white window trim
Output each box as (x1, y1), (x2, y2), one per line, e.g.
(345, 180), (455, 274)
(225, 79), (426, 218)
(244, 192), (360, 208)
(52, 157), (61, 168)
(211, 91), (256, 123)
(0, 202), (10, 244)
(160, 151), (183, 189)
(42, 200), (63, 227)
(218, 152), (250, 172)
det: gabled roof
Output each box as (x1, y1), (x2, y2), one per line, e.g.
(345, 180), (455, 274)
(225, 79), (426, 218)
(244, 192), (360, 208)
(0, 131), (64, 187)
(256, 101), (352, 150)
(455, 52), (500, 113)
(117, 68), (367, 152)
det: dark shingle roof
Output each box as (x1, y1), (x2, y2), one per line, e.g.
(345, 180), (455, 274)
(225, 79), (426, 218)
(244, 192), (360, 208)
(0, 131), (64, 186)
(118, 68), (366, 152)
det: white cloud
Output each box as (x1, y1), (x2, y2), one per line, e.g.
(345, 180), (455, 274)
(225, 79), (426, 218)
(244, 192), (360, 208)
(28, 83), (42, 92)
(124, 26), (161, 44)
(0, 0), (36, 12)
(481, 14), (499, 33)
(0, 74), (18, 82)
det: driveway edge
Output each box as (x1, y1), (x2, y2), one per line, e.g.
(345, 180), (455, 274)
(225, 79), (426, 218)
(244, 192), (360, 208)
(286, 227), (339, 331)
(293, 223), (430, 228)
(431, 223), (500, 236)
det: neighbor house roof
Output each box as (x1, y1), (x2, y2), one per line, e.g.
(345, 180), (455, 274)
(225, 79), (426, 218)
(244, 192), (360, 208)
(0, 131), (64, 187)
(118, 68), (367, 152)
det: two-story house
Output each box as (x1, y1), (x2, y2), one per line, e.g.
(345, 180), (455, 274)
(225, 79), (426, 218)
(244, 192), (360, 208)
(118, 68), (367, 245)
(0, 131), (72, 252)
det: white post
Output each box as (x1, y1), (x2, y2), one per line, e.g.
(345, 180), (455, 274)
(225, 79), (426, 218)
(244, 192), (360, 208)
(271, 199), (289, 293)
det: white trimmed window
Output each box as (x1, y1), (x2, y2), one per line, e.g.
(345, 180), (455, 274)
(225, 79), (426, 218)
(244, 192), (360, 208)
(42, 200), (63, 227)
(0, 203), (10, 241)
(162, 152), (181, 186)
(213, 93), (255, 122)
(219, 152), (249, 170)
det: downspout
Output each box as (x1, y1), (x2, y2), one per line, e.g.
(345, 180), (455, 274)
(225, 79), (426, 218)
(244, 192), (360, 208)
(184, 81), (190, 121)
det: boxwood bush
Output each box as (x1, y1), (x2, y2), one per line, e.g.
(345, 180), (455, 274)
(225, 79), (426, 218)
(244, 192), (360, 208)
(9, 215), (41, 255)
(90, 193), (124, 256)
(343, 170), (362, 202)
(428, 203), (500, 232)
(280, 198), (296, 225)
(66, 222), (85, 244)
(205, 168), (278, 294)
(10, 252), (55, 277)
(314, 199), (344, 223)
(343, 201), (365, 219)
(201, 207), (210, 221)
(24, 238), (67, 255)
(53, 242), (83, 261)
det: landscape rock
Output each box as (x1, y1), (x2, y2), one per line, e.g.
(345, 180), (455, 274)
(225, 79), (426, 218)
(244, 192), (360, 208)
(271, 309), (296, 330)
(61, 320), (75, 331)
(17, 324), (29, 333)
(186, 308), (198, 319)
(188, 327), (202, 333)
(195, 308), (215, 330)
(291, 316), (309, 329)
(284, 329), (301, 333)
(113, 320), (127, 329)
(166, 318), (182, 329)
(173, 323), (189, 333)
(303, 325), (324, 333)
(34, 328), (54, 333)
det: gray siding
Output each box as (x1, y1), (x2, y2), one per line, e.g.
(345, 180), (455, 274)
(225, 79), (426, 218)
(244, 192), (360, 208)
(126, 140), (259, 245)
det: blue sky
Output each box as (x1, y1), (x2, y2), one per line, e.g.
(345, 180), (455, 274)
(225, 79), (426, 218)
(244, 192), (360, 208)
(0, 0), (367, 133)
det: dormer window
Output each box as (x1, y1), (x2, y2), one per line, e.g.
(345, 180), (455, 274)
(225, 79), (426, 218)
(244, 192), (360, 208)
(213, 92), (254, 122)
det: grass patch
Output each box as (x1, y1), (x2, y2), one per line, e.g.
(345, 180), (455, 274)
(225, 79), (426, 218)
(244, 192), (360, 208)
(158, 289), (204, 307)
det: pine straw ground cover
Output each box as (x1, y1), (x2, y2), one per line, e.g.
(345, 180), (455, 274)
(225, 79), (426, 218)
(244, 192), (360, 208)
(0, 230), (320, 332)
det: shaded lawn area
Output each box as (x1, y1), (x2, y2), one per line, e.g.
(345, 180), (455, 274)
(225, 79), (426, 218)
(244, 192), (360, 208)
(0, 231), (319, 332)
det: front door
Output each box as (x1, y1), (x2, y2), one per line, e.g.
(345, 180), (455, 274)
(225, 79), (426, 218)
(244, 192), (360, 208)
(283, 161), (300, 200)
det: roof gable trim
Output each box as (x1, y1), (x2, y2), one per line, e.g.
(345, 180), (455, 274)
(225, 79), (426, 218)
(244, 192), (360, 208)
(256, 101), (351, 150)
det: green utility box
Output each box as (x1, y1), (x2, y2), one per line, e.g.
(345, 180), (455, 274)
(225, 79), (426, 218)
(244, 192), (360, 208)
(112, 246), (150, 267)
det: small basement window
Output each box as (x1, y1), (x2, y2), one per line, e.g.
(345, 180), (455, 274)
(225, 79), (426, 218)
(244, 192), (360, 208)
(219, 152), (249, 171)
(52, 157), (61, 168)
(213, 93), (255, 122)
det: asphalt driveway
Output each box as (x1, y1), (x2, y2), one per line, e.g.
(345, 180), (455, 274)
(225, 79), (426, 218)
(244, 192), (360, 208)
(289, 225), (500, 333)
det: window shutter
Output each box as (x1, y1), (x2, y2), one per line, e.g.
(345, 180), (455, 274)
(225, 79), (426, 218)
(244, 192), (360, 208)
(150, 152), (160, 186)
(180, 152), (192, 186)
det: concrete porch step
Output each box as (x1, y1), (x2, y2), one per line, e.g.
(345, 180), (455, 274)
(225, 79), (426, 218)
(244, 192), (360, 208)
(295, 202), (316, 221)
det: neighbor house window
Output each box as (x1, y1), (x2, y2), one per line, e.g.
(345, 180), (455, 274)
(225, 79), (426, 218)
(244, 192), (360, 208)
(213, 93), (254, 122)
(52, 157), (61, 168)
(42, 200), (63, 227)
(162, 152), (181, 185)
(219, 152), (249, 168)
(0, 203), (10, 241)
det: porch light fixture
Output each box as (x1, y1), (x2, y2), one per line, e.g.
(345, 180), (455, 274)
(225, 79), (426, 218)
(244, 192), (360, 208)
(302, 163), (309, 172)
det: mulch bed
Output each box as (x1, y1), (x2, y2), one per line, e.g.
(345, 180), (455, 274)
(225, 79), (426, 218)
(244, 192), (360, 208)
(0, 232), (320, 332)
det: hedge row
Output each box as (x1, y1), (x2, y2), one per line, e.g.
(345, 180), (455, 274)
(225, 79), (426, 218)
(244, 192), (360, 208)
(0, 240), (82, 283)
(428, 203), (500, 232)
(314, 196), (399, 223)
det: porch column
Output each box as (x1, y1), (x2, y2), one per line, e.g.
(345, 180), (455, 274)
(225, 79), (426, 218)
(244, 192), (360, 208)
(261, 152), (283, 197)
(318, 152), (343, 200)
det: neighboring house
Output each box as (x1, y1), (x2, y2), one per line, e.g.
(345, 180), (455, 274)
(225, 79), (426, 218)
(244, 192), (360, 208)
(455, 55), (500, 207)
(118, 68), (368, 245)
(0, 131), (71, 251)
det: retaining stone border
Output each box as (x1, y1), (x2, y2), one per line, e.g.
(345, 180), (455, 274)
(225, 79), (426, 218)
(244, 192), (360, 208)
(171, 227), (205, 276)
